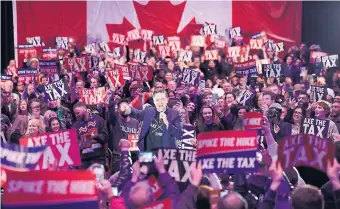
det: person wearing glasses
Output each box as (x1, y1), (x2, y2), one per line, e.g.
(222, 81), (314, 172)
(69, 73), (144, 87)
(28, 98), (44, 121)
(278, 106), (306, 140)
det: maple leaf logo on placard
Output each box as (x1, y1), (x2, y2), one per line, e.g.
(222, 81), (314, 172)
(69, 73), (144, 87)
(106, 0), (203, 45)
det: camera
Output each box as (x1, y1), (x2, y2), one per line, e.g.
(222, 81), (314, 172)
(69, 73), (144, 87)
(267, 103), (282, 120)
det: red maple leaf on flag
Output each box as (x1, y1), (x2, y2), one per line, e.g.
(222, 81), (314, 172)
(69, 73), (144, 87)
(106, 0), (202, 47)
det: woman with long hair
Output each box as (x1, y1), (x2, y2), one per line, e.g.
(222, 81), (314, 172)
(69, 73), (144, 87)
(16, 100), (28, 116)
(232, 106), (248, 130)
(196, 106), (224, 134)
(277, 106), (306, 141)
(179, 107), (191, 126)
(187, 102), (198, 125)
(46, 117), (61, 132)
(8, 115), (28, 144)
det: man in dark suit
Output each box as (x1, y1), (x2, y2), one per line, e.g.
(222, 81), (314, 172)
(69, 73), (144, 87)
(120, 89), (182, 151)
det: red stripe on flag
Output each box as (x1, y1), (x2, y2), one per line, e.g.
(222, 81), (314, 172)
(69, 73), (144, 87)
(16, 1), (87, 48)
(232, 1), (302, 48)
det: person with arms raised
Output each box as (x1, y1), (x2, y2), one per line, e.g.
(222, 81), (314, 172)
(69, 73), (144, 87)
(72, 102), (108, 169)
(120, 89), (182, 151)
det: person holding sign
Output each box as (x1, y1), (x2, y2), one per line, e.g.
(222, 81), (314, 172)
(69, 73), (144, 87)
(314, 101), (339, 140)
(120, 89), (181, 151)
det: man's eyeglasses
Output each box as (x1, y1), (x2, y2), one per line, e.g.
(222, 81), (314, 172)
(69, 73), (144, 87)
(31, 106), (41, 109)
(294, 111), (302, 115)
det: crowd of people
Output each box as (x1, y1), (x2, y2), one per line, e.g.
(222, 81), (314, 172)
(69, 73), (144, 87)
(1, 28), (340, 209)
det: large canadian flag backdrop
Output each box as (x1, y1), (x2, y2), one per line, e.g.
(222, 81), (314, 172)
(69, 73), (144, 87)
(13, 0), (301, 53)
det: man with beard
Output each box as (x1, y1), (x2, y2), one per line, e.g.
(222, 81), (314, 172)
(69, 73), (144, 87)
(331, 101), (340, 131)
(72, 102), (108, 169)
(108, 97), (139, 172)
(120, 89), (181, 151)
(294, 91), (313, 117)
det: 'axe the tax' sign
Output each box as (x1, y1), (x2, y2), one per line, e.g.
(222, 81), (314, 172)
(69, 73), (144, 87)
(262, 63), (282, 78)
(64, 56), (91, 73)
(26, 36), (44, 47)
(127, 29), (141, 41)
(42, 79), (70, 102)
(55, 37), (69, 50)
(177, 125), (196, 150)
(200, 23), (217, 36)
(182, 68), (200, 86)
(321, 54), (339, 69)
(167, 36), (181, 52)
(152, 35), (166, 45)
(112, 33), (126, 45)
(129, 64), (153, 81)
(310, 85), (327, 102)
(204, 50), (218, 60)
(19, 129), (81, 170)
(197, 130), (258, 174)
(227, 46), (241, 58)
(249, 39), (264, 49)
(234, 60), (258, 78)
(105, 68), (125, 88)
(302, 117), (330, 138)
(191, 35), (205, 47)
(141, 29), (154, 41)
(158, 45), (171, 58)
(278, 134), (335, 172)
(229, 27), (242, 39)
(79, 87), (107, 105)
(156, 148), (196, 184)
(178, 50), (192, 62)
(273, 42), (284, 53)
